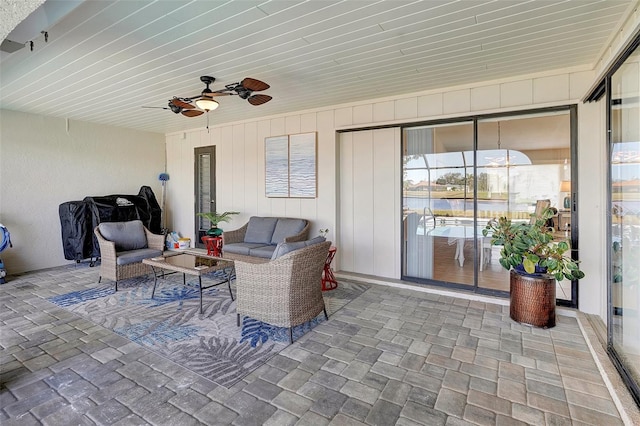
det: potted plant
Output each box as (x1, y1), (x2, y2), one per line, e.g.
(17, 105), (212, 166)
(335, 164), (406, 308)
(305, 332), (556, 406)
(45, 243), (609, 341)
(482, 207), (585, 328)
(197, 211), (239, 237)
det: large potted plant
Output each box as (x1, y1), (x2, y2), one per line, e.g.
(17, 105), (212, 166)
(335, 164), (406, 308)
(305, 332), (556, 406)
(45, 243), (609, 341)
(197, 211), (239, 237)
(483, 208), (585, 328)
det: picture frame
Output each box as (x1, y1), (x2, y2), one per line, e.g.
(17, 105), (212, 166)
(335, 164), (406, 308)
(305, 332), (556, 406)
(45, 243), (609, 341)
(265, 135), (289, 197)
(264, 132), (317, 198)
(288, 132), (317, 198)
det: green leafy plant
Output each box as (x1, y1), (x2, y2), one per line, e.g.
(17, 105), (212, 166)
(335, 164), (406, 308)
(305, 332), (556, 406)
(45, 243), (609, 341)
(482, 208), (585, 281)
(196, 211), (239, 226)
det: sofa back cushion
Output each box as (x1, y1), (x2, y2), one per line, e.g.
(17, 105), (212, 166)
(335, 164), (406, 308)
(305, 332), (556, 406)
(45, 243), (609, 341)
(271, 236), (326, 260)
(98, 220), (148, 251)
(270, 218), (307, 244)
(244, 216), (278, 244)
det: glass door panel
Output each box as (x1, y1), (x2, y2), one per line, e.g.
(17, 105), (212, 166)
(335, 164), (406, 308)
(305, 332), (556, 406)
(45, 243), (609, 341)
(403, 122), (475, 286)
(194, 146), (216, 248)
(610, 44), (640, 397)
(477, 113), (571, 294)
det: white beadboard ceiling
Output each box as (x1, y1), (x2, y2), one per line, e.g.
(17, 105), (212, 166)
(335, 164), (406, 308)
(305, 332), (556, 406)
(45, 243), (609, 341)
(0, 0), (635, 135)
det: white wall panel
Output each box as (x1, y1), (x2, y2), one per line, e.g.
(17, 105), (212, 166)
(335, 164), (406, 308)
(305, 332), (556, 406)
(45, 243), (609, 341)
(353, 104), (373, 124)
(395, 97), (418, 120)
(256, 120), (272, 217)
(232, 124), (246, 213)
(373, 101), (394, 122)
(372, 128), (401, 278)
(338, 128), (399, 279)
(352, 131), (375, 274)
(418, 93), (443, 117)
(501, 80), (533, 106)
(443, 89), (471, 114)
(243, 122), (259, 216)
(335, 107), (353, 127)
(316, 110), (336, 241)
(471, 85), (500, 111)
(300, 113), (317, 133)
(570, 70), (595, 100)
(533, 74), (569, 104)
(338, 132), (355, 272)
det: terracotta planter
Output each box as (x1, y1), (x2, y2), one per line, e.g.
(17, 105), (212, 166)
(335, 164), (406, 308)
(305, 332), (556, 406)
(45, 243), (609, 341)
(509, 269), (556, 328)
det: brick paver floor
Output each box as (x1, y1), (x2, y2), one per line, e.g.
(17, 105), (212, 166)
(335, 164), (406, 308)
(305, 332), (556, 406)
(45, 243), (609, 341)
(0, 264), (624, 425)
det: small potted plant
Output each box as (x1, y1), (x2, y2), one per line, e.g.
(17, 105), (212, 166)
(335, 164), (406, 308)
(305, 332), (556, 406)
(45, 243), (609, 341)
(483, 207), (585, 328)
(197, 211), (239, 237)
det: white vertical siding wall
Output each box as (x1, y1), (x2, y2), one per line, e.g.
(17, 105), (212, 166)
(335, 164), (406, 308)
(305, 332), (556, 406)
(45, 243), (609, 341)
(166, 67), (607, 315)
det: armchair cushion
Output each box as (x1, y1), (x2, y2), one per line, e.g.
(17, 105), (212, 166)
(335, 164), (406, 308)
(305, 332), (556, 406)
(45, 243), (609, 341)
(244, 217), (278, 244)
(98, 220), (147, 251)
(116, 248), (163, 265)
(271, 218), (307, 244)
(271, 236), (326, 260)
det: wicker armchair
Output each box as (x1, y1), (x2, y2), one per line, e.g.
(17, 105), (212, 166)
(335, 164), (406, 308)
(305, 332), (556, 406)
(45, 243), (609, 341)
(235, 241), (331, 344)
(94, 220), (165, 290)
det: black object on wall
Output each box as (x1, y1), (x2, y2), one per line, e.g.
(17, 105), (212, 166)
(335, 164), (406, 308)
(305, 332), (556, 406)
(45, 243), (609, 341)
(59, 186), (162, 263)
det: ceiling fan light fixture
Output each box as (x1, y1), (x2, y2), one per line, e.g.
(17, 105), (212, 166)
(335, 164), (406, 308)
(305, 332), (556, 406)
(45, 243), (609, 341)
(195, 98), (219, 111)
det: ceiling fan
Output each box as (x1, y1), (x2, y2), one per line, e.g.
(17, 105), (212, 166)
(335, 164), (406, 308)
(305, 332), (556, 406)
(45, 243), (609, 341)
(143, 76), (272, 118)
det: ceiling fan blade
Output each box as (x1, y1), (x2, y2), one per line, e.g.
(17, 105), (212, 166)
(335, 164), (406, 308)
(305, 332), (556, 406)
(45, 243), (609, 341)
(242, 78), (270, 91)
(182, 110), (204, 117)
(171, 99), (194, 109)
(248, 94), (272, 106)
(142, 106), (169, 110)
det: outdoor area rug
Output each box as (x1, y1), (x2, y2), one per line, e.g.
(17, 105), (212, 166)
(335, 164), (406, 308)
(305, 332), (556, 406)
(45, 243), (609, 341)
(47, 271), (368, 388)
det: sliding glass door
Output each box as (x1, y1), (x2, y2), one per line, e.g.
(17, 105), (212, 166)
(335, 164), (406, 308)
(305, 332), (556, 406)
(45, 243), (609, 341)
(609, 41), (640, 405)
(402, 109), (575, 300)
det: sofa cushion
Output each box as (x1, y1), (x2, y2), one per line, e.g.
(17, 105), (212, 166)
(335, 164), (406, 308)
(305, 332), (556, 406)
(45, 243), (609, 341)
(244, 217), (279, 244)
(99, 220), (148, 251)
(270, 218), (307, 244)
(116, 248), (162, 265)
(248, 245), (277, 259)
(224, 242), (269, 256)
(270, 236), (326, 260)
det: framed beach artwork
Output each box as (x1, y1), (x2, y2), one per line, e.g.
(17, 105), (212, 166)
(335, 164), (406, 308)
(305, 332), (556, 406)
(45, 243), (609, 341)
(265, 132), (317, 198)
(288, 132), (317, 198)
(265, 135), (289, 197)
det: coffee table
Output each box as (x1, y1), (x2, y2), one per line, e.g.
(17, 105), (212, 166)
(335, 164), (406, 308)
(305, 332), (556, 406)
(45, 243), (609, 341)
(143, 252), (235, 314)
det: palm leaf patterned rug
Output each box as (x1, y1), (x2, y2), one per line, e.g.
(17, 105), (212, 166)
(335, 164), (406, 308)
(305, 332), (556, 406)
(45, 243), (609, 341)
(48, 272), (367, 388)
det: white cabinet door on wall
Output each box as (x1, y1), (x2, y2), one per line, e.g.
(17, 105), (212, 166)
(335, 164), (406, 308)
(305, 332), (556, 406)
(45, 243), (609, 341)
(338, 128), (401, 279)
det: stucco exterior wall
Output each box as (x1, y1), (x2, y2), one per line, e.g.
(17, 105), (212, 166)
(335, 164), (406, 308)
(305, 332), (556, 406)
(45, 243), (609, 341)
(0, 110), (165, 273)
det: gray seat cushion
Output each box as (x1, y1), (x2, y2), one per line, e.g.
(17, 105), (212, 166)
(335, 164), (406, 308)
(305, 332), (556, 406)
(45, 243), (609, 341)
(116, 248), (162, 265)
(99, 220), (148, 251)
(224, 242), (269, 256)
(271, 236), (327, 260)
(270, 218), (307, 244)
(244, 217), (279, 244)
(248, 245), (277, 259)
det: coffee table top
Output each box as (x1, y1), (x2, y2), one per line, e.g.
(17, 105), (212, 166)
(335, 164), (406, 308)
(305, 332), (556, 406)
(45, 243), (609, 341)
(143, 252), (233, 276)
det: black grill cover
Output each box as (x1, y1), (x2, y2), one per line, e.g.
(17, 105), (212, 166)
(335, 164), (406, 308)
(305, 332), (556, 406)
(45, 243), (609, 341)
(59, 186), (163, 261)
(59, 201), (97, 261)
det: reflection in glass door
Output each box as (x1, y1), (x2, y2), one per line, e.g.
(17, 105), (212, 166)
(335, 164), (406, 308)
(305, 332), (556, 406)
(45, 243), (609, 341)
(402, 122), (475, 287)
(477, 113), (573, 296)
(609, 42), (640, 405)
